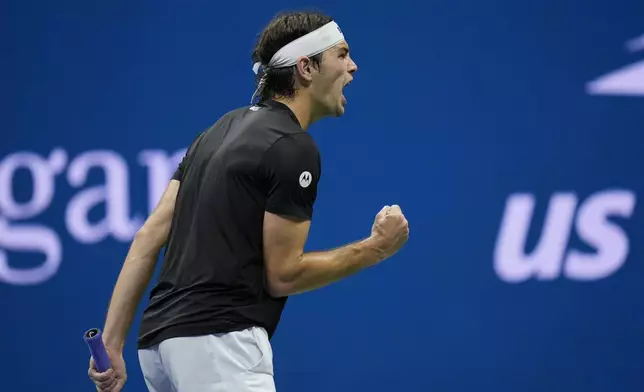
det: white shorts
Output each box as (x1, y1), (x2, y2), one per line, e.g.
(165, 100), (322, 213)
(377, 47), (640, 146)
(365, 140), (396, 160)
(138, 327), (276, 392)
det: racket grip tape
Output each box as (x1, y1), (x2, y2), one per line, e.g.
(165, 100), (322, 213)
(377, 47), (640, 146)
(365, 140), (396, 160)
(83, 328), (112, 372)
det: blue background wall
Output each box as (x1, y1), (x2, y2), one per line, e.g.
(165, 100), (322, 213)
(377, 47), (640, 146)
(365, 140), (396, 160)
(2, 1), (644, 391)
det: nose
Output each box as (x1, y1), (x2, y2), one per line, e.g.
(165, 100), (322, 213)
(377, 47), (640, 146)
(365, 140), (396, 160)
(348, 57), (358, 73)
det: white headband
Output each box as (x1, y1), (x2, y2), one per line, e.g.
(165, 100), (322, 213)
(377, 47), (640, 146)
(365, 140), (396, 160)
(252, 21), (345, 74)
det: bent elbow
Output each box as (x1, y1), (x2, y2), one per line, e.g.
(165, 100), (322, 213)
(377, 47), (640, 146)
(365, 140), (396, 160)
(266, 277), (292, 298)
(265, 267), (300, 298)
(264, 252), (304, 298)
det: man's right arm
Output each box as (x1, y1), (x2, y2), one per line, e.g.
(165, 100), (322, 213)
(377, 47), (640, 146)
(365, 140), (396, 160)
(263, 212), (383, 297)
(259, 135), (409, 297)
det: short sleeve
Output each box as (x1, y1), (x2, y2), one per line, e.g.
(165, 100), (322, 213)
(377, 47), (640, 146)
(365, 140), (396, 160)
(171, 162), (185, 181)
(172, 131), (206, 181)
(260, 134), (321, 220)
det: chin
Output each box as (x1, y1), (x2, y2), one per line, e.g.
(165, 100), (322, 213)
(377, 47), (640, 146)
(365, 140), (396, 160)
(334, 100), (346, 116)
(322, 102), (345, 118)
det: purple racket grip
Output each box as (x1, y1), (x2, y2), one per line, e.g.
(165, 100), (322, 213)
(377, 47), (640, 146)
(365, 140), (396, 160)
(84, 328), (111, 372)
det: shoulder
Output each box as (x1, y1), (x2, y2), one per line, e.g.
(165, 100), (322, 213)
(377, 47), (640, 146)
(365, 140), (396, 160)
(263, 133), (319, 166)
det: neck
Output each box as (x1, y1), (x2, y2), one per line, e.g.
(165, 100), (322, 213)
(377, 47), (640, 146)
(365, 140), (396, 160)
(273, 94), (322, 130)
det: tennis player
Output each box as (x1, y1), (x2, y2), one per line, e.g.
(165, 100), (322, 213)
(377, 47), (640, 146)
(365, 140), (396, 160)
(88, 10), (409, 392)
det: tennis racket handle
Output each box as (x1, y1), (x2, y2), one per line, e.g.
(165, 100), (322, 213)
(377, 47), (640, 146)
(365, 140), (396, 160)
(84, 328), (112, 372)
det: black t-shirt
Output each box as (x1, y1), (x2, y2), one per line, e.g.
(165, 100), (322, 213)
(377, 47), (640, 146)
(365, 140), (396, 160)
(137, 100), (321, 349)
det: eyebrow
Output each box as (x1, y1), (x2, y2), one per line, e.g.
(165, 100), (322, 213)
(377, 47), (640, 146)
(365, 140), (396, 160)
(337, 46), (350, 55)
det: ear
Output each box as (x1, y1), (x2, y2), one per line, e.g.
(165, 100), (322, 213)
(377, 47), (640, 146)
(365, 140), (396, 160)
(295, 56), (314, 84)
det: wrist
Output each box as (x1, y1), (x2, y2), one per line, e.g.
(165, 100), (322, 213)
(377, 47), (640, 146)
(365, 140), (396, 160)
(102, 332), (124, 353)
(361, 236), (385, 266)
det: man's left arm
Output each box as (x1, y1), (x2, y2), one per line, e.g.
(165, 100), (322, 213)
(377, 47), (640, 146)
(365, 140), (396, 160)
(101, 179), (180, 352)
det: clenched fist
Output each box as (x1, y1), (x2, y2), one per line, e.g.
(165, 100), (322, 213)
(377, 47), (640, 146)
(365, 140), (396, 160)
(369, 205), (409, 261)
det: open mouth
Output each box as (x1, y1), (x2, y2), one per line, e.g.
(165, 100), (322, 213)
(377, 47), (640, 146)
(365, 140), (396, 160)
(342, 80), (352, 105)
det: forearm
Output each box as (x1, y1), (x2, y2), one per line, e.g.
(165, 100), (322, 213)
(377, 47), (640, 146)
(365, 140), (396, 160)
(102, 230), (163, 351)
(273, 237), (382, 296)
